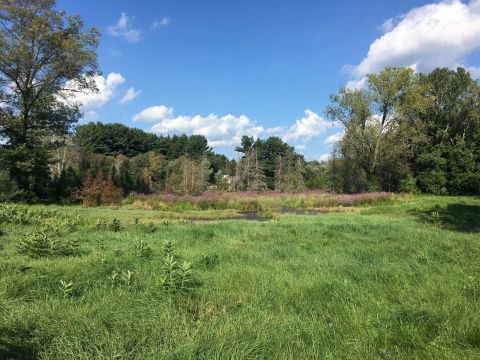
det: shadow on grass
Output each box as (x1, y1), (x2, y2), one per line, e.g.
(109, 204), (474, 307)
(0, 333), (37, 360)
(415, 204), (480, 233)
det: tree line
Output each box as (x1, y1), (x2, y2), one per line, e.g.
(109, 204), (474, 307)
(1, 0), (479, 203)
(326, 67), (480, 195)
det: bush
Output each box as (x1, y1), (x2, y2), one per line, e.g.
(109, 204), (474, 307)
(76, 171), (122, 206)
(398, 173), (417, 193)
(17, 229), (80, 258)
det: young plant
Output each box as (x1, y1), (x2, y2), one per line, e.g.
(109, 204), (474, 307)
(177, 261), (194, 292)
(110, 270), (120, 287)
(109, 218), (123, 232)
(121, 270), (134, 286)
(59, 280), (75, 299)
(159, 240), (197, 294)
(135, 239), (151, 259)
(18, 230), (52, 258)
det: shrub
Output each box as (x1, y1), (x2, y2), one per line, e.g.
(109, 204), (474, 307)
(18, 229), (80, 258)
(76, 171), (122, 206)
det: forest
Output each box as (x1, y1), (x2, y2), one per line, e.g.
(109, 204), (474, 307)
(2, 66), (480, 203)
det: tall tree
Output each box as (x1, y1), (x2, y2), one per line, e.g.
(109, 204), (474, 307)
(0, 0), (100, 199)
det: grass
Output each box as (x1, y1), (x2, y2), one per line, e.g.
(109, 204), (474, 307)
(0, 195), (479, 359)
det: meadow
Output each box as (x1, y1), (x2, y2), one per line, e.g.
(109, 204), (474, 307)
(0, 195), (479, 359)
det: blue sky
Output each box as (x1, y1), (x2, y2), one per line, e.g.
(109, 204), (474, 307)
(58, 0), (480, 160)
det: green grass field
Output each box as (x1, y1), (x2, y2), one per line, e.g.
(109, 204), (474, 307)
(1, 196), (479, 359)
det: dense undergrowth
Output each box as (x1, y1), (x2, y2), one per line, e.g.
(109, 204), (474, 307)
(0, 196), (479, 359)
(124, 190), (398, 211)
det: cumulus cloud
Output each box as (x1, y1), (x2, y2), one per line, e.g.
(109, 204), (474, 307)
(153, 17), (170, 29)
(347, 0), (480, 88)
(318, 154), (331, 162)
(324, 131), (344, 145)
(133, 106), (339, 148)
(282, 109), (332, 142)
(109, 13), (142, 42)
(133, 105), (270, 147)
(133, 105), (174, 122)
(62, 73), (125, 119)
(119, 87), (141, 104)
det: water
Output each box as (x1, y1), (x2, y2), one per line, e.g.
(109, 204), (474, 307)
(189, 209), (324, 222)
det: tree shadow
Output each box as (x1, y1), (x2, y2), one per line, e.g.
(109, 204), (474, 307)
(414, 203), (480, 233)
(0, 334), (37, 360)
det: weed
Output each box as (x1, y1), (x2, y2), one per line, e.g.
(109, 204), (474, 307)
(159, 240), (196, 294)
(109, 218), (123, 232)
(18, 230), (80, 258)
(18, 231), (52, 258)
(110, 269), (134, 287)
(135, 239), (151, 259)
(110, 270), (120, 287)
(202, 254), (219, 269)
(121, 270), (134, 286)
(95, 219), (108, 230)
(59, 280), (75, 299)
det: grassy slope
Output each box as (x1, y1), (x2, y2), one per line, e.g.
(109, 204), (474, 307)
(0, 196), (479, 359)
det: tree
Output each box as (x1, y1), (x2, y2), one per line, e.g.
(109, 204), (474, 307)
(166, 156), (211, 195)
(0, 0), (100, 199)
(236, 149), (267, 191)
(275, 152), (305, 192)
(326, 68), (417, 192)
(76, 171), (121, 206)
(414, 68), (480, 194)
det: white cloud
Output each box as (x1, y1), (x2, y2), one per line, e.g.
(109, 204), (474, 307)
(109, 13), (142, 42)
(467, 66), (480, 79)
(347, 0), (480, 86)
(295, 144), (306, 150)
(264, 126), (285, 135)
(153, 17), (170, 29)
(282, 109), (332, 142)
(62, 73), (125, 119)
(324, 131), (344, 145)
(318, 154), (331, 162)
(133, 106), (342, 148)
(133, 105), (174, 122)
(119, 87), (141, 104)
(134, 105), (266, 147)
(379, 18), (395, 33)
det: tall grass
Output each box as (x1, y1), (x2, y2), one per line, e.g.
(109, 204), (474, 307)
(125, 190), (398, 211)
(0, 195), (479, 359)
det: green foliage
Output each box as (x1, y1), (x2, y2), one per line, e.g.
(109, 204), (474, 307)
(109, 218), (123, 232)
(0, 0), (100, 200)
(326, 67), (480, 195)
(59, 280), (75, 299)
(18, 228), (80, 258)
(159, 240), (196, 294)
(0, 170), (20, 201)
(398, 172), (417, 193)
(134, 239), (151, 259)
(0, 195), (480, 359)
(0, 198), (479, 358)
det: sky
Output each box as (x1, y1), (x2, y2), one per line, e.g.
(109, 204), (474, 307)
(58, 0), (480, 161)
